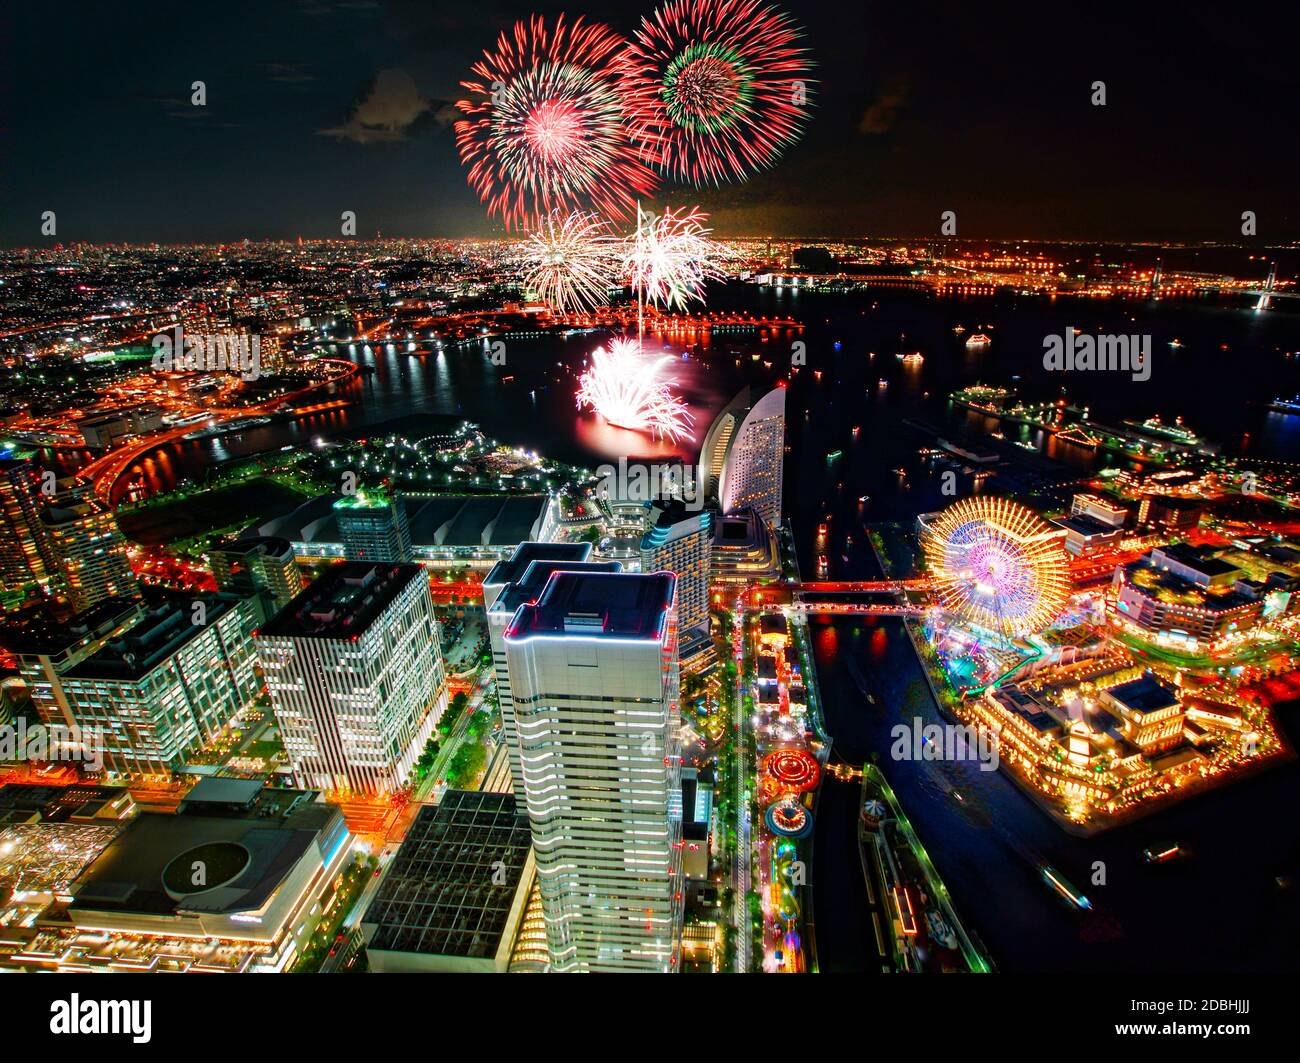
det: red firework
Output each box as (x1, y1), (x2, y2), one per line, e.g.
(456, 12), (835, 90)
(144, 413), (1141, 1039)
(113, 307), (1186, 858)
(618, 0), (814, 186)
(454, 14), (660, 229)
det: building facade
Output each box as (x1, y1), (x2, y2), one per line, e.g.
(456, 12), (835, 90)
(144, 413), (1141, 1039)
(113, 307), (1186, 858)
(334, 491), (414, 564)
(640, 500), (712, 636)
(719, 386), (786, 531)
(52, 594), (262, 776)
(503, 571), (684, 972)
(0, 457), (56, 598)
(482, 542), (619, 805)
(41, 482), (138, 613)
(255, 563), (446, 796)
(209, 536), (305, 610)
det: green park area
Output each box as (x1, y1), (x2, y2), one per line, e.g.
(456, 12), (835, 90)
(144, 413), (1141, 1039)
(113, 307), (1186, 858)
(117, 478), (310, 549)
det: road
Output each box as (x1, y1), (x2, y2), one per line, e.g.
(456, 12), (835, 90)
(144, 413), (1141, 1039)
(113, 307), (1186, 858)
(729, 598), (752, 973)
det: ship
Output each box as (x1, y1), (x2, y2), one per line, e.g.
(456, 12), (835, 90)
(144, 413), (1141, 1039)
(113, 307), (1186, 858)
(1040, 863), (1091, 910)
(1141, 841), (1188, 865)
(182, 415), (272, 440)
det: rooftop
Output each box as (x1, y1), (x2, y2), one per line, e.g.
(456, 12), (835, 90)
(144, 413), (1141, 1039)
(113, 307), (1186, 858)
(1056, 514), (1120, 536)
(256, 562), (423, 640)
(1123, 559), (1256, 611)
(362, 790), (531, 960)
(210, 536), (296, 562)
(505, 571), (676, 642)
(640, 500), (712, 552)
(68, 789), (338, 918)
(1155, 543), (1241, 579)
(64, 595), (246, 682)
(491, 559), (623, 617)
(254, 493), (549, 550)
(483, 541), (591, 592)
(1107, 673), (1180, 716)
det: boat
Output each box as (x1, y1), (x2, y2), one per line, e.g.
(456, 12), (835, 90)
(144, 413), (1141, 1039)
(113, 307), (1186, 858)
(896, 351), (924, 365)
(1040, 863), (1091, 910)
(1269, 395), (1300, 415)
(182, 415), (272, 440)
(1141, 842), (1188, 865)
(965, 333), (991, 348)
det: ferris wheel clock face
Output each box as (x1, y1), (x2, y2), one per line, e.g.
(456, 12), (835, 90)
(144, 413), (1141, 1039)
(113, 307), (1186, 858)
(923, 497), (1070, 638)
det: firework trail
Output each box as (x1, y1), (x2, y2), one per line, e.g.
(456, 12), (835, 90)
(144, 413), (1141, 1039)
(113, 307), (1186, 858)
(522, 209), (620, 313)
(618, 0), (814, 186)
(623, 205), (724, 314)
(454, 14), (660, 229)
(575, 337), (694, 441)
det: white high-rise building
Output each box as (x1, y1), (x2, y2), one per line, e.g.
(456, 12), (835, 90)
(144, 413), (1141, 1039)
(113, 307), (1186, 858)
(640, 499), (712, 648)
(254, 562), (446, 796)
(504, 571), (683, 972)
(482, 542), (619, 804)
(720, 386), (786, 531)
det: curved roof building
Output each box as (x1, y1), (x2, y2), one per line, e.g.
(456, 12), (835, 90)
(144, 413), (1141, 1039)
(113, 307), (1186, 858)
(715, 386), (786, 530)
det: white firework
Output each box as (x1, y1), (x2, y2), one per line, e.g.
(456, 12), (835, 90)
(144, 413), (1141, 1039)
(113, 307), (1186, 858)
(523, 209), (619, 313)
(575, 337), (694, 441)
(623, 204), (723, 312)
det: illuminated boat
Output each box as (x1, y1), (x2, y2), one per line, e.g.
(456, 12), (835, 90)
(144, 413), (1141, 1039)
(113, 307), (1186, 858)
(1040, 864), (1091, 909)
(965, 333), (991, 348)
(1141, 842), (1187, 865)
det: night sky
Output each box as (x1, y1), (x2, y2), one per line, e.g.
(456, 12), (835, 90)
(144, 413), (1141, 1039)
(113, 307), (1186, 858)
(4, 0), (1299, 245)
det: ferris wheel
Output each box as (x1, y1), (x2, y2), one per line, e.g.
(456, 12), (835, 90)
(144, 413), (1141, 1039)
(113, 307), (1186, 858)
(921, 496), (1071, 638)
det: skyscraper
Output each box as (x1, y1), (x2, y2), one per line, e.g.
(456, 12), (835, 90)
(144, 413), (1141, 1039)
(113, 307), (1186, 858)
(254, 562), (446, 796)
(209, 536), (305, 613)
(0, 457), (55, 598)
(697, 388), (750, 503)
(482, 542), (620, 803)
(46, 593), (262, 775)
(720, 386), (786, 531)
(334, 489), (413, 564)
(504, 571), (683, 972)
(640, 499), (712, 658)
(41, 480), (138, 613)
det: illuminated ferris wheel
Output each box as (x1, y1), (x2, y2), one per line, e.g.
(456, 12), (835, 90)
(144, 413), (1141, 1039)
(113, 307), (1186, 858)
(921, 496), (1071, 638)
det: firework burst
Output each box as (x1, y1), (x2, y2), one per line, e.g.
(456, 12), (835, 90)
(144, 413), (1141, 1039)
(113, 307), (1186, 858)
(454, 15), (660, 229)
(623, 205), (723, 313)
(618, 0), (814, 186)
(523, 209), (619, 313)
(575, 337), (694, 441)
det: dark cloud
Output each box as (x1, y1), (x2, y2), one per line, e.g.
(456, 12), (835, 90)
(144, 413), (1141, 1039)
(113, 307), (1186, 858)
(858, 84), (907, 135)
(317, 68), (453, 144)
(259, 61), (317, 84)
